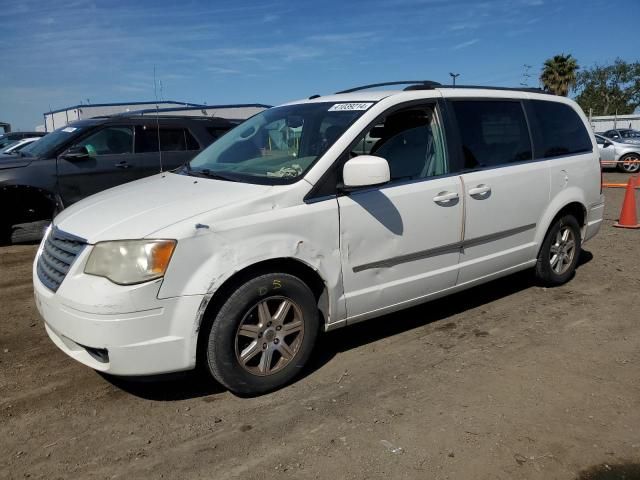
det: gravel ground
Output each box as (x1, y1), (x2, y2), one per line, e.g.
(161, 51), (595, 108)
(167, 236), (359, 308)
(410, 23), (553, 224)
(1, 171), (639, 480)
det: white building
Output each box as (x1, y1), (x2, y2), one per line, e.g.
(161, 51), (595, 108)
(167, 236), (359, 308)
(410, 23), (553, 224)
(42, 101), (270, 132)
(589, 114), (640, 132)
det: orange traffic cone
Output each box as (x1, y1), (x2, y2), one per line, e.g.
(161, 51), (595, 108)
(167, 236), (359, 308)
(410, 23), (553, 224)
(613, 175), (640, 229)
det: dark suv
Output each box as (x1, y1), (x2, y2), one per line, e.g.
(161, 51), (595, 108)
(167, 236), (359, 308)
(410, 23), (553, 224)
(0, 115), (237, 243)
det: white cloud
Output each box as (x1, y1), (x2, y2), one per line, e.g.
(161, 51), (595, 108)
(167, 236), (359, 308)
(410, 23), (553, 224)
(452, 38), (480, 50)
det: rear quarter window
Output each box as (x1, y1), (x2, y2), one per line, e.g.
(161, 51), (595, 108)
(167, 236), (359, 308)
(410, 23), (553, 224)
(529, 100), (592, 158)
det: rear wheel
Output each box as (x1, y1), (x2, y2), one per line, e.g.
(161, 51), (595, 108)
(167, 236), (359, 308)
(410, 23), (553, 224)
(204, 273), (319, 395)
(535, 214), (581, 286)
(617, 153), (640, 173)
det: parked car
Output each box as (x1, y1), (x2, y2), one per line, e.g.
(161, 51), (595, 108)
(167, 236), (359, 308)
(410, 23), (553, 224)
(1, 137), (40, 155)
(596, 133), (640, 173)
(0, 115), (238, 244)
(0, 131), (45, 150)
(33, 82), (603, 395)
(600, 128), (640, 145)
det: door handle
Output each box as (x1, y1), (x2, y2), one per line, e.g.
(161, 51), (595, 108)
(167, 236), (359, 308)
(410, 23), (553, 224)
(115, 161), (130, 169)
(468, 184), (491, 197)
(433, 191), (459, 203)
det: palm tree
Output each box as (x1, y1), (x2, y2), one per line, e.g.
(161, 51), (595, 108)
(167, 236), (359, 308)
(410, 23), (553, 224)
(540, 54), (579, 96)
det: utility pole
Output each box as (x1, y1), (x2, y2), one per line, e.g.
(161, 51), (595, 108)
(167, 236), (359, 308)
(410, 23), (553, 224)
(520, 64), (532, 87)
(449, 72), (460, 87)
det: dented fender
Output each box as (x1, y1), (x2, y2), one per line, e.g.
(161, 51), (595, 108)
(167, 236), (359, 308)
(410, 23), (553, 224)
(156, 192), (345, 330)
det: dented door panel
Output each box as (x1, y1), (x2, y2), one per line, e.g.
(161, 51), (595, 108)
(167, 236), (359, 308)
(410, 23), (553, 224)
(338, 177), (463, 322)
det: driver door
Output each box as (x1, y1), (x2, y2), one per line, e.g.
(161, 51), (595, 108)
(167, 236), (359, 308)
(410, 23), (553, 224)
(57, 126), (138, 205)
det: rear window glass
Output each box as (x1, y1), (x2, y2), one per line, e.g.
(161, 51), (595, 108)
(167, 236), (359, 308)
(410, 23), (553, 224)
(135, 127), (199, 152)
(529, 101), (592, 158)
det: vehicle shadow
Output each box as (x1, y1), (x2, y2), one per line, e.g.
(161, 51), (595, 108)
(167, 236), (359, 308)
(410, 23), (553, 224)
(98, 369), (226, 401)
(302, 248), (593, 383)
(102, 249), (593, 401)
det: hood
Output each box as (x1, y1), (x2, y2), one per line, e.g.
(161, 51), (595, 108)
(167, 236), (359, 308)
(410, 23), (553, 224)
(622, 139), (640, 145)
(54, 172), (272, 243)
(0, 154), (34, 170)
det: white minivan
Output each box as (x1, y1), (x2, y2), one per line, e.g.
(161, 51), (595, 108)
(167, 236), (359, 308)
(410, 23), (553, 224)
(34, 82), (604, 394)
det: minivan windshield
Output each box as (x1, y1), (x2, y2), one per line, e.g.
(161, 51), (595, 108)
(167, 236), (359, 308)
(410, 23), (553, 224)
(188, 102), (371, 184)
(21, 125), (87, 157)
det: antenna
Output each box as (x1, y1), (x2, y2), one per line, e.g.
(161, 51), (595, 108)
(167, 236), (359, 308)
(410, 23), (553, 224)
(153, 65), (157, 100)
(153, 65), (163, 174)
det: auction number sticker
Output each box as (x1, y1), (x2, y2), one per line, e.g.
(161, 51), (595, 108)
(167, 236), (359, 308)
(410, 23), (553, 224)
(328, 102), (374, 112)
(62, 127), (77, 133)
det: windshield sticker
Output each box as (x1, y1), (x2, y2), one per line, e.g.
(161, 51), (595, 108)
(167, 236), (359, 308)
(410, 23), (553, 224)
(328, 102), (374, 112)
(62, 127), (77, 133)
(267, 164), (303, 178)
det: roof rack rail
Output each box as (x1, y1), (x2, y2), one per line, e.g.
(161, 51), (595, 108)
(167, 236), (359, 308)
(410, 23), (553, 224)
(91, 113), (236, 122)
(436, 85), (552, 94)
(336, 80), (442, 94)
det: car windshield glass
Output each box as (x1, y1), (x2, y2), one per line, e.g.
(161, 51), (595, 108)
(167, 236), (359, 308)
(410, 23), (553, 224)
(188, 102), (370, 184)
(620, 130), (640, 138)
(21, 126), (85, 157)
(11, 140), (36, 153)
(0, 137), (17, 149)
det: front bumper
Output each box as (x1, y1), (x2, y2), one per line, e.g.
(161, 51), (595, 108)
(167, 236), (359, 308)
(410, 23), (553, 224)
(33, 266), (204, 376)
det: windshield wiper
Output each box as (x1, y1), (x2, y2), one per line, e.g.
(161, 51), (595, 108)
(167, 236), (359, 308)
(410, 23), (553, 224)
(190, 167), (238, 182)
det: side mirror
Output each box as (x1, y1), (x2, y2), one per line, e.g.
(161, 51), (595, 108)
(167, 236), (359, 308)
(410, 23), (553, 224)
(342, 155), (390, 188)
(604, 141), (612, 147)
(62, 145), (92, 161)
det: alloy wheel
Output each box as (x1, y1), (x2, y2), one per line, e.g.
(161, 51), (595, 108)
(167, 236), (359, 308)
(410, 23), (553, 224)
(235, 296), (305, 376)
(549, 226), (576, 275)
(621, 155), (640, 173)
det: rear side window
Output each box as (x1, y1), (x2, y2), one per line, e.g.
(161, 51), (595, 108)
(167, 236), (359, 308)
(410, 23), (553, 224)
(206, 127), (231, 141)
(451, 100), (532, 169)
(135, 126), (200, 152)
(529, 100), (592, 158)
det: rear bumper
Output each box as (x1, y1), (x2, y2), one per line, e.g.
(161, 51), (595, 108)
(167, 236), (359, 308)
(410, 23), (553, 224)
(584, 199), (605, 243)
(34, 275), (204, 376)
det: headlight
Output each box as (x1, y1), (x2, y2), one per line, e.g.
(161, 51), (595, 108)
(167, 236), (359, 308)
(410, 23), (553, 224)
(84, 239), (176, 285)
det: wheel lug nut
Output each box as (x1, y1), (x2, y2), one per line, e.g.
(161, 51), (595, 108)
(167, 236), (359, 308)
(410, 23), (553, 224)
(267, 321), (272, 327)
(274, 338), (279, 344)
(258, 332), (263, 338)
(262, 343), (267, 349)
(276, 326), (282, 331)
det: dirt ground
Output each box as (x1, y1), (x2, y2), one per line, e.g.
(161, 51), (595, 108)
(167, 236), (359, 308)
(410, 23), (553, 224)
(1, 171), (639, 480)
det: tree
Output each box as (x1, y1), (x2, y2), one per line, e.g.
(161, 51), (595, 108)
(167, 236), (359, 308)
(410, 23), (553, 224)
(540, 54), (579, 96)
(574, 59), (640, 116)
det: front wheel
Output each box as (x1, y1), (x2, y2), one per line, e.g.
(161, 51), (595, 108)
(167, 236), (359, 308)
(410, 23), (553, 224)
(204, 273), (319, 395)
(535, 214), (582, 286)
(617, 153), (640, 173)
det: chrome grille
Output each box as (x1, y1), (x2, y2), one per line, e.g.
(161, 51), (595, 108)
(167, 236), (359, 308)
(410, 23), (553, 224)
(36, 227), (86, 292)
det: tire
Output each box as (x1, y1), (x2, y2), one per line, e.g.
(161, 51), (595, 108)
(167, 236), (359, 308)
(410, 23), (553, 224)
(535, 214), (582, 287)
(204, 273), (319, 395)
(616, 153), (640, 173)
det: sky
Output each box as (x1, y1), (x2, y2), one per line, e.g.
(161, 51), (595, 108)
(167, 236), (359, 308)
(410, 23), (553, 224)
(1, 0), (639, 130)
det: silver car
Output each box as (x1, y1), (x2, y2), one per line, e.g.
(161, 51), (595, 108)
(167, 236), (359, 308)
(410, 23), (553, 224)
(601, 128), (640, 145)
(596, 134), (640, 173)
